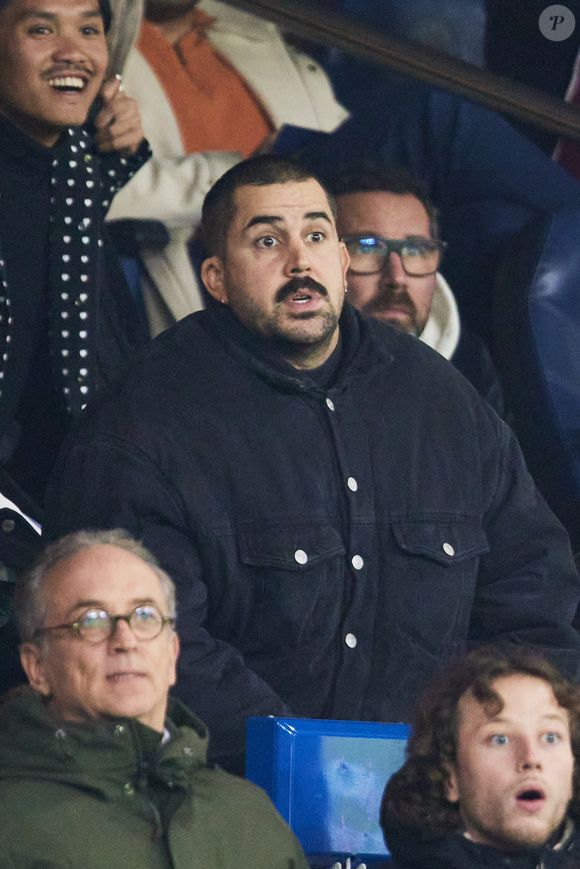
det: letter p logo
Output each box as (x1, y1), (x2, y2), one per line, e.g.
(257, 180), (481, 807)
(539, 5), (575, 40)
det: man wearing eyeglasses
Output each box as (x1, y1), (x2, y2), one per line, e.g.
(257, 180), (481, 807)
(332, 163), (504, 415)
(0, 527), (308, 868)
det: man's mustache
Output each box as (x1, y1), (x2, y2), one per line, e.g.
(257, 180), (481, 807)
(275, 276), (328, 304)
(368, 285), (416, 319)
(44, 64), (93, 78)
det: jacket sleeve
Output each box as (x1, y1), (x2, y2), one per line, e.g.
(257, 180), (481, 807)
(470, 416), (580, 679)
(105, 18), (347, 233)
(45, 437), (292, 773)
(105, 149), (241, 230)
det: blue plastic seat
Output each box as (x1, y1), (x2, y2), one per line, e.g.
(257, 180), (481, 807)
(246, 716), (408, 867)
(492, 206), (580, 549)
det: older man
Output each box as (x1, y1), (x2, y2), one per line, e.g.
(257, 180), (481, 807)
(0, 0), (148, 503)
(331, 162), (504, 414)
(47, 155), (580, 776)
(382, 645), (580, 867)
(0, 529), (308, 868)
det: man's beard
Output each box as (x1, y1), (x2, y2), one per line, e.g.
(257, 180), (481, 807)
(362, 286), (424, 337)
(223, 271), (341, 366)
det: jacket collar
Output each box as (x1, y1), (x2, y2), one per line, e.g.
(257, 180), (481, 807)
(0, 112), (63, 175)
(0, 687), (210, 790)
(385, 817), (578, 868)
(198, 0), (280, 41)
(419, 272), (461, 361)
(199, 301), (395, 394)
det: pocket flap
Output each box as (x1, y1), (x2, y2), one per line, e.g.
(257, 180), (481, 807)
(239, 523), (345, 570)
(392, 519), (489, 566)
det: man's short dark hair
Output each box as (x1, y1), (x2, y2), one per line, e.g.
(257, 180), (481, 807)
(327, 161), (439, 240)
(381, 645), (580, 835)
(0, 0), (112, 30)
(201, 155), (336, 259)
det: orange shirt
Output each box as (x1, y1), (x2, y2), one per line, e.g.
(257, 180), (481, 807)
(138, 13), (273, 158)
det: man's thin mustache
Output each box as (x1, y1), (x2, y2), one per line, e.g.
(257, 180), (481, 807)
(276, 276), (328, 303)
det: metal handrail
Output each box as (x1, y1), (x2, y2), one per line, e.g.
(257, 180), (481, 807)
(230, 0), (580, 142)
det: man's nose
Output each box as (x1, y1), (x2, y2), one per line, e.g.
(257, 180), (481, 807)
(284, 239), (311, 275)
(51, 34), (87, 63)
(109, 617), (138, 650)
(517, 737), (542, 771)
(381, 251), (407, 282)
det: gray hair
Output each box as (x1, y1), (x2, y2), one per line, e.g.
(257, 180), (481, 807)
(15, 528), (177, 643)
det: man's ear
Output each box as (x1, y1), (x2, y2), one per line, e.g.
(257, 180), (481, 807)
(169, 631), (180, 689)
(444, 763), (459, 803)
(201, 256), (228, 304)
(19, 643), (52, 697)
(339, 240), (350, 289)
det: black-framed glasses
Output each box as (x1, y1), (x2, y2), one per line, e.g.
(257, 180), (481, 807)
(343, 235), (447, 277)
(33, 605), (175, 644)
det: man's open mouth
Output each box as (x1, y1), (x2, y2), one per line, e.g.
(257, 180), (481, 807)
(277, 277), (328, 305)
(516, 787), (546, 810)
(47, 76), (88, 93)
(289, 289), (318, 304)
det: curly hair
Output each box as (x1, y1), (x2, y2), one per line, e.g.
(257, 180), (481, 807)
(381, 645), (580, 835)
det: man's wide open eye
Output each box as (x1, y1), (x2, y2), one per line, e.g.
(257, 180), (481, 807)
(256, 236), (278, 249)
(308, 231), (325, 243)
(542, 731), (562, 744)
(489, 733), (509, 746)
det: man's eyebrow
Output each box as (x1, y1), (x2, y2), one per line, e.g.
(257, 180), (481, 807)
(243, 215), (282, 231)
(17, 8), (103, 21)
(304, 211), (333, 224)
(483, 711), (568, 726)
(67, 597), (159, 615)
(243, 211), (333, 232)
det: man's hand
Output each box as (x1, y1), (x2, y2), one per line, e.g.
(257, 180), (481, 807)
(93, 74), (144, 156)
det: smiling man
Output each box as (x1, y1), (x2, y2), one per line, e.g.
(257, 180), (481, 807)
(0, 0), (148, 506)
(0, 528), (309, 868)
(47, 155), (580, 776)
(382, 645), (580, 868)
(0, 0), (109, 144)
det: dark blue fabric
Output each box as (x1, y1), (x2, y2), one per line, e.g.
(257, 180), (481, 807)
(451, 327), (504, 418)
(384, 819), (580, 868)
(492, 206), (580, 547)
(299, 75), (580, 336)
(46, 303), (580, 774)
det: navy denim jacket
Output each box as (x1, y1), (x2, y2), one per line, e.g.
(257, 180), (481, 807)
(46, 303), (580, 772)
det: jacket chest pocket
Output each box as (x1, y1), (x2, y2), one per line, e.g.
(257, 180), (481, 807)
(387, 518), (489, 649)
(238, 522), (346, 649)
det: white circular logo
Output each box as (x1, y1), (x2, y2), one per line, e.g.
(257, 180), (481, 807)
(539, 5), (576, 40)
